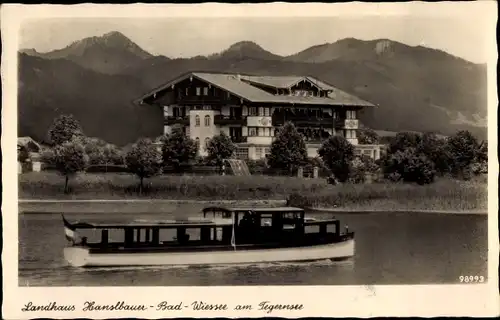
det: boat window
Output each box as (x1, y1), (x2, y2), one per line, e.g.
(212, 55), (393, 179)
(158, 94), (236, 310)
(261, 217), (272, 227)
(283, 212), (300, 219)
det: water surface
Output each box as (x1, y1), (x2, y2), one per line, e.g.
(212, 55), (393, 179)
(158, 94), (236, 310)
(18, 205), (488, 286)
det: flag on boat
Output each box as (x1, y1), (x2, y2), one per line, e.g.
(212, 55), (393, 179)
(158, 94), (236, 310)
(62, 215), (80, 243)
(231, 213), (236, 250)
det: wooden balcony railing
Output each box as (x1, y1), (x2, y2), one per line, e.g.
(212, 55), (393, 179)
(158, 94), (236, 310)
(272, 117), (336, 127)
(231, 136), (248, 143)
(214, 115), (246, 126)
(164, 116), (189, 125)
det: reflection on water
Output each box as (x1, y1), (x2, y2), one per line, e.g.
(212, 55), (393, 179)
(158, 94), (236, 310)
(18, 208), (487, 286)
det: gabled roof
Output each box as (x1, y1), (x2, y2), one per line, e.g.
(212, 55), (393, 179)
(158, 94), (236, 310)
(137, 71), (374, 107)
(240, 75), (336, 91)
(240, 75), (304, 89)
(17, 136), (42, 152)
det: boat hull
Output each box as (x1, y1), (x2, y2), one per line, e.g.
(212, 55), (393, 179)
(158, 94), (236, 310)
(64, 239), (355, 267)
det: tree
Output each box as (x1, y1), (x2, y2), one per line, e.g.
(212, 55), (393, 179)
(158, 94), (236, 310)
(446, 130), (480, 179)
(358, 128), (379, 144)
(417, 132), (451, 175)
(125, 138), (162, 194)
(47, 114), (84, 146)
(382, 147), (435, 185)
(267, 122), (308, 175)
(53, 139), (89, 193)
(18, 146), (30, 163)
(103, 143), (124, 165)
(205, 132), (236, 174)
(318, 136), (355, 183)
(349, 154), (380, 184)
(161, 127), (198, 172)
(387, 132), (422, 154)
(72, 136), (107, 165)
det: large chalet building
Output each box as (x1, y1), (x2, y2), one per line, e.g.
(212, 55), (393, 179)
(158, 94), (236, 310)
(137, 72), (383, 160)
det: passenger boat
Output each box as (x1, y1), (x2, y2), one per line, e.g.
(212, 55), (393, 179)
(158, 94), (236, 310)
(62, 206), (354, 267)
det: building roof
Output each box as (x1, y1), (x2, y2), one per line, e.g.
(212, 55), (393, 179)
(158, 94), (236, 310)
(240, 75), (305, 89)
(17, 136), (42, 152)
(138, 71), (375, 107)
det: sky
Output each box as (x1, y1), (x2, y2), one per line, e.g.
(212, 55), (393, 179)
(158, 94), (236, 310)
(19, 16), (491, 64)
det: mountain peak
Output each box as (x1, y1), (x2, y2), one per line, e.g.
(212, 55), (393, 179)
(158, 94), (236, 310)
(211, 40), (282, 61)
(226, 41), (264, 51)
(102, 31), (127, 39)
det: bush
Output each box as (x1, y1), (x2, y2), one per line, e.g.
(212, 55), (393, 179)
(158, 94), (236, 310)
(349, 155), (379, 184)
(383, 148), (435, 185)
(247, 159), (268, 174)
(357, 128), (379, 144)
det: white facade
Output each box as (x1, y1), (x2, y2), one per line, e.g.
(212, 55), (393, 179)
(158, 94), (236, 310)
(189, 110), (218, 156)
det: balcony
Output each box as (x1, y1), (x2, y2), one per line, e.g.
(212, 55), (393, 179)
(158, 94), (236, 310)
(164, 116), (189, 125)
(273, 117), (335, 127)
(214, 115), (246, 126)
(335, 119), (359, 129)
(231, 136), (247, 143)
(177, 96), (229, 105)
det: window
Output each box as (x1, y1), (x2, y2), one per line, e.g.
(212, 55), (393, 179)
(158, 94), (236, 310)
(163, 106), (169, 117)
(235, 147), (249, 160)
(205, 137), (210, 148)
(256, 147), (263, 159)
(185, 88), (189, 96)
(248, 107), (257, 116)
(249, 128), (257, 136)
(196, 87), (201, 96)
(195, 115), (200, 126)
(346, 129), (356, 139)
(203, 87), (209, 96)
(264, 148), (270, 155)
(264, 107), (270, 116)
(363, 150), (372, 156)
(203, 105), (211, 110)
(195, 137), (200, 147)
(258, 107), (264, 116)
(347, 110), (357, 119)
(185, 127), (190, 137)
(204, 115), (211, 126)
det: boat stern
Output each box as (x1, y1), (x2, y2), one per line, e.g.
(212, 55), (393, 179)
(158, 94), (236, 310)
(63, 246), (90, 267)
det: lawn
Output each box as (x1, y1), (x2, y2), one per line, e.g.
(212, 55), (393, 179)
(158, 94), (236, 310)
(18, 171), (488, 212)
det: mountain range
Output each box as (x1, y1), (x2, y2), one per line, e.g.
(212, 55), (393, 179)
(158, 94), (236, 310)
(18, 31), (488, 146)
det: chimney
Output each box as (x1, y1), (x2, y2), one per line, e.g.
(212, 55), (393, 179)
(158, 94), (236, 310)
(236, 74), (241, 81)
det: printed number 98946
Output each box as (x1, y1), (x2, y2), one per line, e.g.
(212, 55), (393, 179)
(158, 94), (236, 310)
(459, 275), (485, 283)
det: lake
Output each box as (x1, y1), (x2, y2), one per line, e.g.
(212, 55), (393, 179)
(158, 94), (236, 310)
(18, 205), (488, 286)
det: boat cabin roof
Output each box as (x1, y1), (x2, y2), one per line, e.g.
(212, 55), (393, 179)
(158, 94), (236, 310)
(202, 206), (305, 214)
(66, 218), (234, 230)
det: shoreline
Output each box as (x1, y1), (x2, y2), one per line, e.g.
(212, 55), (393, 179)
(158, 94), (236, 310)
(18, 199), (487, 215)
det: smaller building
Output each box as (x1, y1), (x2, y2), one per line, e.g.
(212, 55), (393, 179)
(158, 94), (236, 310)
(17, 136), (43, 173)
